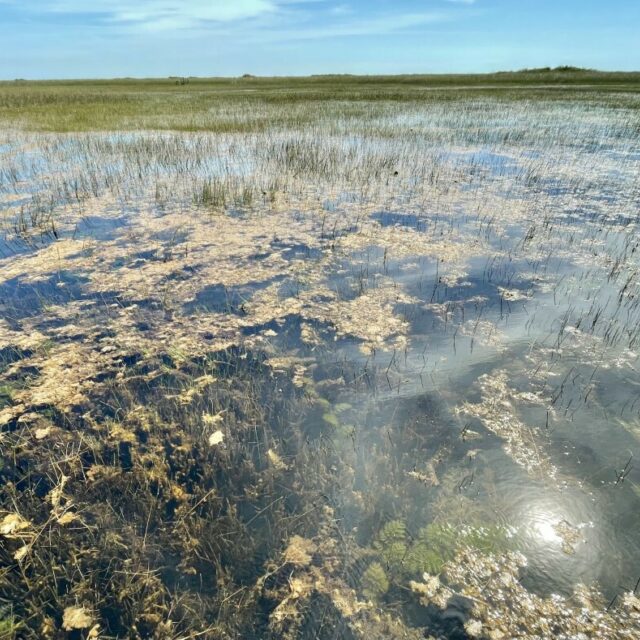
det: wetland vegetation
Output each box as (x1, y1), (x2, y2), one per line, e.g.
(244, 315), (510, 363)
(1, 72), (640, 638)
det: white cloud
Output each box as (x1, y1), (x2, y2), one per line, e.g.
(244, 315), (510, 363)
(330, 4), (352, 16)
(5, 1), (461, 38)
(32, 0), (277, 30)
(277, 12), (449, 40)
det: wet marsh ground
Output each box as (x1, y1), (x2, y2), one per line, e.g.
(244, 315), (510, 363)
(1, 73), (640, 638)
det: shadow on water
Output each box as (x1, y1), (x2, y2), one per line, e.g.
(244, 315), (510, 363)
(0, 272), (89, 320)
(74, 214), (129, 241)
(371, 211), (430, 232)
(184, 278), (284, 315)
(271, 239), (324, 261)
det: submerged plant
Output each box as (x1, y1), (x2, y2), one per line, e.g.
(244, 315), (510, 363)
(0, 610), (20, 640)
(372, 520), (512, 579)
(361, 562), (390, 601)
(373, 519), (408, 571)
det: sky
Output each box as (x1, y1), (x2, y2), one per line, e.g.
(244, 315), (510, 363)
(0, 0), (638, 79)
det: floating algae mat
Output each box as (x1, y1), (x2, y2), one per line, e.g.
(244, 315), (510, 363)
(1, 97), (640, 639)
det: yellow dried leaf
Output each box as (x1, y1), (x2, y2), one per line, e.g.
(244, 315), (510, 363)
(63, 606), (94, 631)
(203, 411), (225, 426)
(283, 536), (316, 566)
(0, 513), (31, 536)
(0, 403), (25, 426)
(17, 412), (40, 424)
(35, 426), (52, 440)
(14, 545), (30, 561)
(209, 430), (225, 446)
(47, 475), (70, 509)
(267, 448), (287, 471)
(56, 512), (78, 526)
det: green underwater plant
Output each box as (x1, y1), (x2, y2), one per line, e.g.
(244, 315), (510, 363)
(322, 411), (340, 429)
(0, 614), (20, 640)
(362, 562), (390, 601)
(373, 519), (408, 570)
(371, 520), (511, 579)
(404, 539), (449, 575)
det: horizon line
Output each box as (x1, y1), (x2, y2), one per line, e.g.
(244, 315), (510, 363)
(3, 67), (640, 83)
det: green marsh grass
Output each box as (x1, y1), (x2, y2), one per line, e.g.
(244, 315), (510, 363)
(1, 70), (639, 133)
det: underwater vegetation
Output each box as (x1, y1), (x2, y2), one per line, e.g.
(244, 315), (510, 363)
(367, 519), (512, 595)
(1, 82), (640, 638)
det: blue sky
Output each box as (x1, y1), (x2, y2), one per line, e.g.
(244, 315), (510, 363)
(0, 0), (638, 79)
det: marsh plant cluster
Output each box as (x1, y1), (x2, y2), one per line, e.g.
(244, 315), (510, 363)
(1, 85), (640, 638)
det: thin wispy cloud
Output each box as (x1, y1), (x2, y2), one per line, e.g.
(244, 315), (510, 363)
(6, 1), (463, 35)
(330, 4), (353, 16)
(257, 11), (450, 42)
(15, 0), (279, 31)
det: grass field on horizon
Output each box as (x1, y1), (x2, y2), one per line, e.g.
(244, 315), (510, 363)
(1, 68), (639, 133)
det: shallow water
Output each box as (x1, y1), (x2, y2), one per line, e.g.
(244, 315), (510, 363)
(1, 100), (640, 638)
